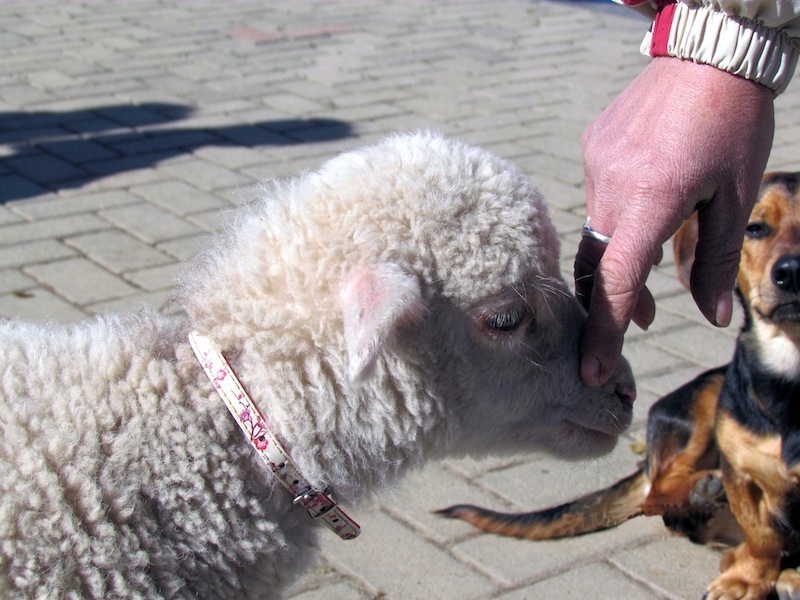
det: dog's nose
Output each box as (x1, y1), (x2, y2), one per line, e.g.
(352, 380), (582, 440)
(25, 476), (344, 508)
(772, 254), (800, 293)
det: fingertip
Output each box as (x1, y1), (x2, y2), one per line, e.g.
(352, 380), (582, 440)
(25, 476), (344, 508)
(653, 246), (664, 266)
(580, 353), (603, 387)
(714, 291), (733, 327)
(631, 287), (656, 331)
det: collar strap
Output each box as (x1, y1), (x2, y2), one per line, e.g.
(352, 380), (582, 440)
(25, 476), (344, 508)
(188, 331), (360, 540)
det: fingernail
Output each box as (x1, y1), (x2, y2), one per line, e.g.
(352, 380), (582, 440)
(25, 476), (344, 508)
(580, 353), (602, 387)
(714, 292), (732, 327)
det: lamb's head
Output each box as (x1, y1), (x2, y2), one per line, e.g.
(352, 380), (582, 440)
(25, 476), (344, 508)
(333, 132), (635, 461)
(180, 132), (634, 480)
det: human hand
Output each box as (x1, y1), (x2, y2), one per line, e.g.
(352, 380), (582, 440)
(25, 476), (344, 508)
(577, 57), (775, 386)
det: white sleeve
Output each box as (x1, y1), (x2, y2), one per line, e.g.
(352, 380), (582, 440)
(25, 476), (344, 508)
(615, 1), (800, 32)
(615, 1), (800, 94)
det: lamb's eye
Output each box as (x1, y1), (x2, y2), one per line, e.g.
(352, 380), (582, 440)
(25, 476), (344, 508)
(485, 306), (526, 333)
(745, 222), (771, 239)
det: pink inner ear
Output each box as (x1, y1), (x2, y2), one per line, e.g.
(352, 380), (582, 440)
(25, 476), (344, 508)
(345, 270), (389, 328)
(340, 265), (424, 384)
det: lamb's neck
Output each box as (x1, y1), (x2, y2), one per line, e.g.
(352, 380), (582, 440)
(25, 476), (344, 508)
(224, 350), (445, 505)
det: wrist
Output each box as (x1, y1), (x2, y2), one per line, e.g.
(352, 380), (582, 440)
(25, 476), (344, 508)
(640, 3), (799, 95)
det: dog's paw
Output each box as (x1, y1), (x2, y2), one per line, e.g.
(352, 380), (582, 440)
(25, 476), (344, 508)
(776, 568), (800, 600)
(705, 574), (773, 600)
(705, 554), (777, 600)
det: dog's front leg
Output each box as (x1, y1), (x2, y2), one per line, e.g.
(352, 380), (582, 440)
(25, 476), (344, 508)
(705, 465), (782, 600)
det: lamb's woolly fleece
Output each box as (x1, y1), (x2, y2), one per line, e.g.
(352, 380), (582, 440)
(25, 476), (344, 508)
(0, 132), (633, 599)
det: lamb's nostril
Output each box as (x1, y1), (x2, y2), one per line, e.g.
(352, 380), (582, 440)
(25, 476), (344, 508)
(615, 383), (636, 406)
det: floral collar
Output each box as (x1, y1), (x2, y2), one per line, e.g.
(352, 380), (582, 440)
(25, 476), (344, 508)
(188, 331), (360, 540)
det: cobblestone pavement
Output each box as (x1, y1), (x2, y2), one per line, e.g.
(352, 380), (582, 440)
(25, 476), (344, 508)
(3, 1), (800, 598)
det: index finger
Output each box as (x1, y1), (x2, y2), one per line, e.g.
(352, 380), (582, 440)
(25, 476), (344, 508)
(578, 224), (660, 385)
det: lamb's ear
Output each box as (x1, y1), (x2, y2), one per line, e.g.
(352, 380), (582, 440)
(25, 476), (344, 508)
(672, 212), (699, 291)
(340, 264), (425, 384)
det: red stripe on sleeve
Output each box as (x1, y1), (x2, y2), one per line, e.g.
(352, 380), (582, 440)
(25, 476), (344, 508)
(650, 3), (677, 56)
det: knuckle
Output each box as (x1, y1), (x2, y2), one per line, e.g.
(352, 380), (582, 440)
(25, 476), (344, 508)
(595, 252), (645, 309)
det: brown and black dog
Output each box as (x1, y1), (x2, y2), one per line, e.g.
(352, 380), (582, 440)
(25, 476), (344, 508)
(438, 172), (800, 600)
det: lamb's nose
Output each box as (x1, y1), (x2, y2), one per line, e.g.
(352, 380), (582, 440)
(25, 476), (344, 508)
(772, 254), (800, 294)
(615, 383), (636, 406)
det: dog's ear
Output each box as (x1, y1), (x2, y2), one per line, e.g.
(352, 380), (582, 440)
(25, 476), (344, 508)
(673, 212), (699, 291)
(340, 265), (425, 384)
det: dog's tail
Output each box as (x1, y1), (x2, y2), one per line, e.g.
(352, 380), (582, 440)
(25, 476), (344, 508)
(435, 468), (648, 540)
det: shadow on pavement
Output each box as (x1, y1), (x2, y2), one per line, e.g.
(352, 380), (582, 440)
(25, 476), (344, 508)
(0, 102), (355, 202)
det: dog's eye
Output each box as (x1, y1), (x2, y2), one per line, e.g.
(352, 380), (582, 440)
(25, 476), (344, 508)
(746, 222), (771, 239)
(485, 306), (526, 333)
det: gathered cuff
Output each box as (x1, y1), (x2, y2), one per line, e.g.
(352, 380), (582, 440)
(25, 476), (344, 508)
(640, 3), (799, 95)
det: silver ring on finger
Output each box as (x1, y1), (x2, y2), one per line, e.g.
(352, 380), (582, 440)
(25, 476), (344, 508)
(581, 221), (612, 245)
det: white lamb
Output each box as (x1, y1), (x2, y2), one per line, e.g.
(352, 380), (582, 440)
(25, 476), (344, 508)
(0, 132), (635, 599)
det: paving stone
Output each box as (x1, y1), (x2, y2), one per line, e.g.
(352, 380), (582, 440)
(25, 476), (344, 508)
(157, 157), (250, 192)
(10, 189), (140, 220)
(0, 287), (87, 322)
(638, 362), (720, 402)
(285, 558), (369, 599)
(130, 179), (224, 216)
(0, 239), (77, 270)
(287, 581), (370, 600)
(40, 139), (118, 163)
(76, 166), (166, 193)
(475, 442), (643, 510)
(496, 562), (655, 600)
(645, 322), (738, 369)
(380, 462), (519, 546)
(0, 269), (36, 295)
(0, 174), (49, 202)
(262, 94), (327, 115)
(450, 516), (664, 588)
(87, 289), (175, 316)
(66, 230), (174, 273)
(26, 69), (78, 90)
(610, 535), (723, 600)
(0, 83), (52, 106)
(659, 292), (746, 335)
(157, 233), (211, 261)
(5, 152), (88, 184)
(186, 209), (226, 232)
(0, 204), (24, 226)
(192, 145), (271, 169)
(442, 453), (533, 480)
(320, 509), (497, 599)
(99, 203), (202, 243)
(24, 257), (138, 305)
(124, 263), (180, 292)
(621, 337), (687, 383)
(108, 129), (217, 156)
(3, 204), (103, 250)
